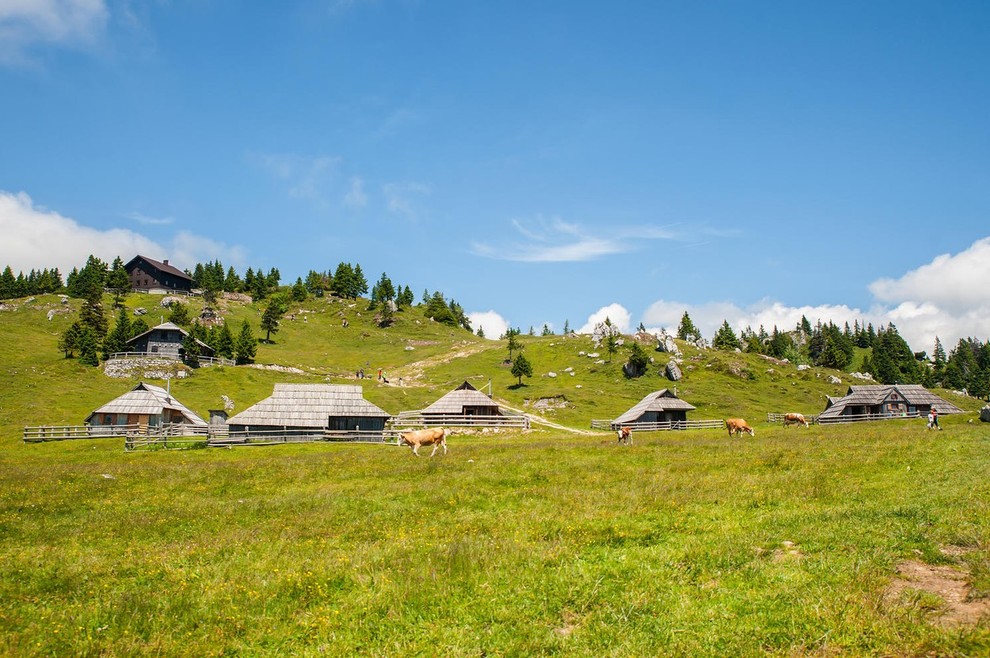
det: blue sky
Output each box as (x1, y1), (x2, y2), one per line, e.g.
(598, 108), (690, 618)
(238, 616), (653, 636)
(2, 1), (989, 351)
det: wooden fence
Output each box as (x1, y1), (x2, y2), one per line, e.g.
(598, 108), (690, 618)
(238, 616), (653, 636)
(589, 419), (726, 432)
(107, 352), (236, 367)
(815, 411), (923, 425)
(766, 412), (821, 424)
(389, 411), (530, 431)
(206, 429), (388, 448)
(24, 423), (209, 445)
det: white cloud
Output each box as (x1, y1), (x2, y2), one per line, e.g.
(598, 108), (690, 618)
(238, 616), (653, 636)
(577, 303), (632, 334)
(869, 237), (990, 315)
(471, 216), (677, 262)
(0, 0), (108, 66)
(467, 310), (509, 340)
(0, 190), (246, 276)
(251, 153), (348, 209)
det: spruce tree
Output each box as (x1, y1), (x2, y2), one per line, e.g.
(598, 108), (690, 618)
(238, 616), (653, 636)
(106, 257), (131, 307)
(58, 321), (83, 358)
(234, 321), (257, 364)
(712, 320), (741, 351)
(676, 312), (700, 341)
(102, 307), (132, 360)
(213, 322), (235, 359)
(511, 353), (533, 386)
(260, 298), (287, 342)
(78, 326), (100, 367)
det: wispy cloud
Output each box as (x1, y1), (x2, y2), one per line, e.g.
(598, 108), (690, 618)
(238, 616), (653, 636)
(250, 152), (345, 209)
(0, 0), (109, 67)
(127, 211), (174, 226)
(383, 182), (431, 217)
(471, 216), (678, 262)
(345, 177), (368, 208)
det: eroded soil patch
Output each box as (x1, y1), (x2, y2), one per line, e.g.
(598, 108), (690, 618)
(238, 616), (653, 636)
(885, 553), (990, 628)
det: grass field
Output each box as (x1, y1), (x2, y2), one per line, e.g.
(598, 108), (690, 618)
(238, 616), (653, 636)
(2, 292), (989, 655)
(2, 419), (989, 656)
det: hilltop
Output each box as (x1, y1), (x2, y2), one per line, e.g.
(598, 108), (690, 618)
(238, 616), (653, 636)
(1, 291), (981, 442)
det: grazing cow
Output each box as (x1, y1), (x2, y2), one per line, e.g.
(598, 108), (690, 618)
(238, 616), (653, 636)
(726, 418), (755, 437)
(617, 426), (632, 445)
(399, 427), (449, 457)
(783, 412), (809, 428)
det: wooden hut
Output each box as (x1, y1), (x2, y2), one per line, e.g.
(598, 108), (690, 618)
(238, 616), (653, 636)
(612, 389), (696, 429)
(85, 382), (207, 430)
(225, 384), (391, 436)
(818, 384), (963, 422)
(422, 381), (503, 422)
(126, 322), (215, 359)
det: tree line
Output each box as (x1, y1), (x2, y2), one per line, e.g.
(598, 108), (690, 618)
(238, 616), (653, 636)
(679, 311), (990, 397)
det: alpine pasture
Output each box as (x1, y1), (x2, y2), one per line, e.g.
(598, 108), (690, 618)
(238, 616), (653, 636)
(1, 293), (988, 656)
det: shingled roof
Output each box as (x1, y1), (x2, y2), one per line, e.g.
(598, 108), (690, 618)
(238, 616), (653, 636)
(86, 382), (207, 426)
(423, 381), (502, 415)
(614, 389), (696, 424)
(225, 384), (390, 428)
(819, 384), (963, 419)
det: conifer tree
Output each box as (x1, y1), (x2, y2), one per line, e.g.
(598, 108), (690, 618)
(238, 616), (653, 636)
(106, 257), (131, 307)
(234, 320), (257, 364)
(58, 321), (83, 358)
(511, 353), (533, 386)
(78, 326), (100, 366)
(291, 277), (307, 302)
(506, 328), (522, 360)
(102, 307), (132, 360)
(676, 312), (701, 341)
(260, 297), (287, 342)
(712, 320), (741, 351)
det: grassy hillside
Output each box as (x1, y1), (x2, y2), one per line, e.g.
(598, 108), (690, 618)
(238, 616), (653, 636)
(0, 292), (981, 440)
(2, 293), (989, 655)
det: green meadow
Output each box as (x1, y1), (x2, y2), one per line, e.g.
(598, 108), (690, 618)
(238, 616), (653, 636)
(1, 293), (988, 656)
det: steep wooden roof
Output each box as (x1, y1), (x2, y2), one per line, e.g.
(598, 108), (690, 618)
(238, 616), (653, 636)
(86, 382), (207, 426)
(423, 381), (502, 415)
(125, 255), (192, 281)
(614, 389), (696, 424)
(226, 384), (391, 428)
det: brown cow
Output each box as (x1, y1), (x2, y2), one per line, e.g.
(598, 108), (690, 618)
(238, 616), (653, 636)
(617, 426), (632, 445)
(399, 427), (449, 457)
(783, 412), (809, 428)
(726, 418), (755, 437)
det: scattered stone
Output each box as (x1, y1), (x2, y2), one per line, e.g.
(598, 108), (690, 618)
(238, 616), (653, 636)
(828, 375), (842, 384)
(587, 352), (599, 358)
(655, 329), (681, 355)
(134, 307), (147, 316)
(850, 371), (874, 381)
(797, 364), (811, 371)
(548, 372), (557, 378)
(665, 361), (683, 382)
(980, 405), (990, 423)
(221, 395), (235, 411)
(160, 296), (183, 308)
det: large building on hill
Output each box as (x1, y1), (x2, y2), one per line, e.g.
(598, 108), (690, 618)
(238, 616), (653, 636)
(126, 322), (214, 360)
(818, 384), (964, 422)
(125, 255), (193, 293)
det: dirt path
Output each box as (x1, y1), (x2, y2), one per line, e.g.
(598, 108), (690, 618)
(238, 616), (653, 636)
(390, 341), (600, 436)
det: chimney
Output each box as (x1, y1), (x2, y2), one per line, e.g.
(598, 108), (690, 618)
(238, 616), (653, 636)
(163, 259), (169, 266)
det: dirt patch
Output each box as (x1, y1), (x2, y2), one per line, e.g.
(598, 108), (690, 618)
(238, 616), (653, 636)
(526, 396), (571, 411)
(885, 557), (990, 628)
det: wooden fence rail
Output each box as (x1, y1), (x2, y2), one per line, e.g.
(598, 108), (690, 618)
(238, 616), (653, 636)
(107, 352), (236, 367)
(816, 411), (923, 425)
(589, 419), (726, 432)
(389, 412), (530, 430)
(766, 412), (821, 424)
(24, 423), (209, 444)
